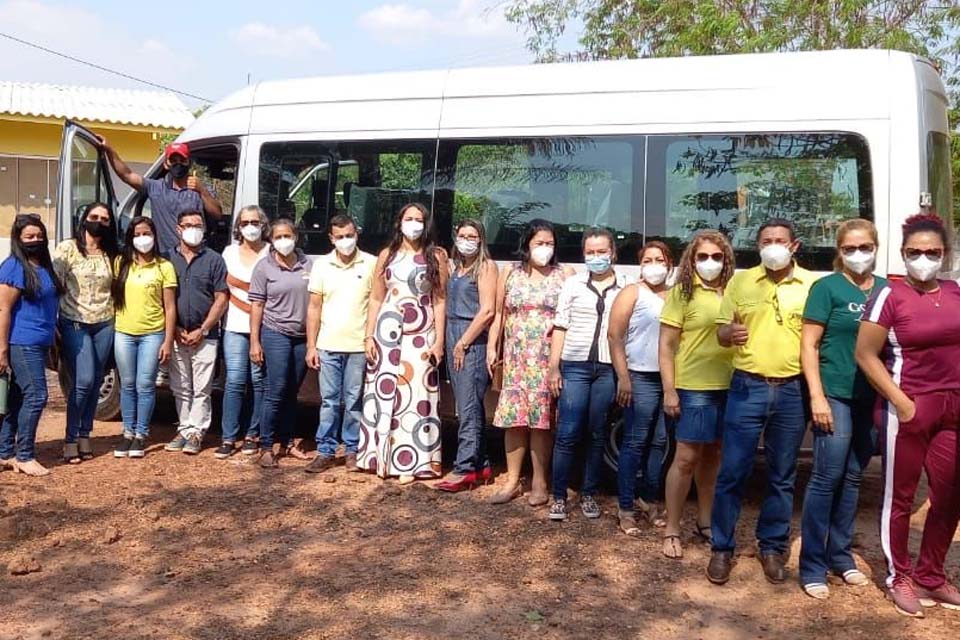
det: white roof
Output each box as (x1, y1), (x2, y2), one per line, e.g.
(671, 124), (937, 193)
(0, 81), (195, 130)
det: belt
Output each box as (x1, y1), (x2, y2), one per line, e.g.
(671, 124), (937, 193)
(739, 370), (801, 386)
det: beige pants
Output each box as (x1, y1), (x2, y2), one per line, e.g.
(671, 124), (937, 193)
(169, 338), (218, 439)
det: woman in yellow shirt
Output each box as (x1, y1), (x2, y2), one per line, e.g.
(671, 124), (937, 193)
(110, 216), (177, 459)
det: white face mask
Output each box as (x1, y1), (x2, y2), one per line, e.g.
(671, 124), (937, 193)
(401, 220), (424, 240)
(905, 254), (942, 282)
(695, 258), (724, 282)
(132, 235), (154, 254)
(530, 245), (554, 267)
(273, 237), (296, 257)
(240, 224), (262, 242)
(455, 238), (479, 257)
(334, 236), (357, 256)
(841, 250), (875, 275)
(760, 243), (792, 271)
(181, 227), (203, 247)
(641, 263), (668, 285)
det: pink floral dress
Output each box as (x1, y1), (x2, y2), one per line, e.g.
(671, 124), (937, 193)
(493, 264), (566, 430)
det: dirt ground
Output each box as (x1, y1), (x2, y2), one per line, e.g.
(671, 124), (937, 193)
(1, 377), (958, 640)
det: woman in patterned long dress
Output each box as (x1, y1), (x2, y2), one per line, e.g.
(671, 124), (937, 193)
(358, 203), (449, 484)
(487, 219), (573, 505)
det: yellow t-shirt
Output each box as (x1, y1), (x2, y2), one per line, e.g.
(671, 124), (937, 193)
(660, 279), (733, 390)
(114, 257), (178, 335)
(715, 263), (813, 378)
(307, 250), (375, 352)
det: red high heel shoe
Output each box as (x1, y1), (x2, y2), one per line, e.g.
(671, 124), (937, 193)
(434, 472), (479, 492)
(478, 467), (493, 485)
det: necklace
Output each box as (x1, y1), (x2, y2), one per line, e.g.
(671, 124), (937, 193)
(929, 287), (943, 307)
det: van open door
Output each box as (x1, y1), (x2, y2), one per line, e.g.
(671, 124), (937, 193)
(55, 120), (117, 242)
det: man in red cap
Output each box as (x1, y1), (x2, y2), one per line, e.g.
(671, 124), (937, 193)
(98, 136), (223, 252)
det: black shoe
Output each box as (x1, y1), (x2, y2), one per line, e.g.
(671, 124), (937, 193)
(114, 436), (133, 458)
(707, 551), (734, 585)
(760, 553), (787, 584)
(128, 437), (146, 459)
(304, 455), (336, 474)
(241, 439), (259, 456)
(214, 443), (235, 460)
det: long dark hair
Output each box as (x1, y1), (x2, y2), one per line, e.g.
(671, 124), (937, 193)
(9, 214), (64, 299)
(74, 202), (120, 262)
(518, 218), (559, 269)
(676, 230), (735, 301)
(112, 216), (159, 312)
(382, 203), (440, 291)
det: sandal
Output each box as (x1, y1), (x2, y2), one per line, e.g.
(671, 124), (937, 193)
(398, 474), (416, 486)
(618, 510), (641, 537)
(78, 437), (93, 461)
(662, 534), (683, 559)
(63, 443), (81, 465)
(259, 450), (278, 469)
(286, 440), (311, 460)
(692, 523), (713, 545)
(488, 485), (522, 505)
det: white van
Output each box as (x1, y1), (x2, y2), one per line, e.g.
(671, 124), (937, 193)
(55, 49), (952, 459)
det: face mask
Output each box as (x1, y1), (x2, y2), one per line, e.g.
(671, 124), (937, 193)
(641, 263), (668, 285)
(585, 255), (612, 274)
(841, 250), (875, 275)
(904, 254), (941, 282)
(132, 235), (154, 254)
(84, 220), (108, 237)
(760, 243), (792, 271)
(22, 242), (44, 257)
(168, 163), (189, 180)
(334, 236), (357, 255)
(455, 238), (479, 257)
(530, 245), (554, 267)
(273, 237), (296, 256)
(240, 224), (262, 242)
(181, 227), (204, 247)
(695, 258), (724, 282)
(401, 220), (424, 240)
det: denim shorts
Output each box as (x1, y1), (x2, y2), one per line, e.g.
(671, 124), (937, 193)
(675, 389), (727, 444)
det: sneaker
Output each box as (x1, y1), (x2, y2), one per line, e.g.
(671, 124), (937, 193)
(548, 498), (568, 521)
(888, 576), (924, 617)
(183, 435), (202, 455)
(344, 453), (359, 472)
(304, 455), (336, 474)
(241, 439), (259, 456)
(803, 583), (830, 600)
(915, 581), (960, 611)
(841, 569), (870, 586)
(114, 436), (133, 458)
(128, 437), (146, 459)
(214, 443), (235, 460)
(165, 434), (188, 452)
(580, 495), (601, 519)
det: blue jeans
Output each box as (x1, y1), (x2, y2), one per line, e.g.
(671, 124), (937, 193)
(552, 360), (616, 500)
(60, 319), (114, 443)
(0, 344), (49, 462)
(259, 327), (307, 449)
(712, 370), (808, 555)
(315, 350), (365, 458)
(619, 370), (668, 509)
(220, 331), (266, 444)
(799, 395), (876, 584)
(114, 331), (164, 438)
(446, 318), (489, 475)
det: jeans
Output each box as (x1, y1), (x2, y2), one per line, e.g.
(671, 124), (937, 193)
(259, 327), (307, 449)
(618, 370), (668, 509)
(169, 338), (218, 439)
(799, 395), (875, 584)
(114, 331), (164, 438)
(446, 317), (490, 475)
(0, 344), (49, 461)
(551, 360), (616, 501)
(315, 350), (366, 458)
(220, 330), (265, 444)
(712, 370), (808, 555)
(59, 319), (114, 443)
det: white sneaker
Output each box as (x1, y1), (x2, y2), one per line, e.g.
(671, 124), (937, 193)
(803, 583), (830, 600)
(842, 569), (870, 586)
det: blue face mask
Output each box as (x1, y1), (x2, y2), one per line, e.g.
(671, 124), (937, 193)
(585, 255), (612, 274)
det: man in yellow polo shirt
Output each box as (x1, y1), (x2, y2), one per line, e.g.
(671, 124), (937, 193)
(707, 219), (813, 587)
(304, 214), (375, 474)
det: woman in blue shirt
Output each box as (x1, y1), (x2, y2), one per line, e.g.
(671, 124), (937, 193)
(0, 214), (63, 476)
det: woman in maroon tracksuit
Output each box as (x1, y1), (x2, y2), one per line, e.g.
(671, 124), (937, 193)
(856, 213), (960, 618)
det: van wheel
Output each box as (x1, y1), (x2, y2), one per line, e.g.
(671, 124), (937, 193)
(601, 407), (673, 495)
(57, 365), (122, 422)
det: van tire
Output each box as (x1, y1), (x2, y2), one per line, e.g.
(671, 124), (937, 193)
(57, 365), (122, 423)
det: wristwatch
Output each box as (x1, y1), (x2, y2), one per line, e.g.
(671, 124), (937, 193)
(201, 328), (209, 338)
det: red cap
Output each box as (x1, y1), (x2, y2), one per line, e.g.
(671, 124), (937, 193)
(164, 142), (190, 161)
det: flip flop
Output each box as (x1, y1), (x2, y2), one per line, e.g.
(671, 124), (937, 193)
(662, 534), (683, 559)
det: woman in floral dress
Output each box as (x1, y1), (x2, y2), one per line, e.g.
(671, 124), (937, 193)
(358, 203), (448, 484)
(487, 219), (573, 505)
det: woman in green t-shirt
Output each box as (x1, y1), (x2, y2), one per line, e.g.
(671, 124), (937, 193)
(799, 218), (885, 599)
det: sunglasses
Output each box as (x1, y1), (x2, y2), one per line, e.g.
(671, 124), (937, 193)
(840, 244), (875, 256)
(695, 252), (724, 262)
(770, 291), (783, 325)
(239, 220), (262, 228)
(903, 248), (943, 260)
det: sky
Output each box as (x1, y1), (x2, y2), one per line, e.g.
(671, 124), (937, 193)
(0, 0), (541, 108)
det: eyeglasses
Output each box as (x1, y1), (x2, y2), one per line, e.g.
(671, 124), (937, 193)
(903, 248), (943, 260)
(840, 244), (875, 256)
(239, 220), (261, 228)
(771, 291), (783, 325)
(456, 234), (480, 242)
(695, 252), (724, 262)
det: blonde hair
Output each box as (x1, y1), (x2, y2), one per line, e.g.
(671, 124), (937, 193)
(833, 218), (878, 271)
(451, 219), (492, 280)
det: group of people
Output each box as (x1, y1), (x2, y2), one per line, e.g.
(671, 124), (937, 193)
(0, 143), (957, 617)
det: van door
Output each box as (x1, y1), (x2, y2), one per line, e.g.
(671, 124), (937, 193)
(55, 120), (117, 242)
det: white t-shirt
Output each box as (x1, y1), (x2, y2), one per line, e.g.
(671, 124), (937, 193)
(222, 243), (270, 334)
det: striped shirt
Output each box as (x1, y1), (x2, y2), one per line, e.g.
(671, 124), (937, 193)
(222, 243), (270, 334)
(554, 271), (626, 364)
(862, 278), (960, 396)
